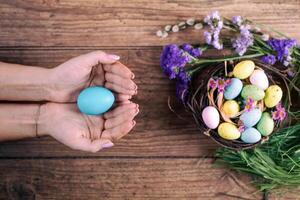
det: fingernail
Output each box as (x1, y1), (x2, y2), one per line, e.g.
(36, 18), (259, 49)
(131, 73), (135, 79)
(108, 54), (120, 60)
(102, 141), (114, 149)
(135, 108), (139, 114)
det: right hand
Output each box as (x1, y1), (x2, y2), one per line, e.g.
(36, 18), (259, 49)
(38, 102), (139, 153)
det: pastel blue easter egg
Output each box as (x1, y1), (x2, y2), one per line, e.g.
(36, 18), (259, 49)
(241, 128), (262, 144)
(224, 78), (243, 100)
(77, 86), (115, 115)
(240, 108), (262, 127)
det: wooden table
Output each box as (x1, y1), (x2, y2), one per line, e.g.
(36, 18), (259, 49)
(0, 1), (299, 199)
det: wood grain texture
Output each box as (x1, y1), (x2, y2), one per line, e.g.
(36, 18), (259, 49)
(0, 48), (219, 157)
(0, 0), (300, 47)
(0, 158), (263, 200)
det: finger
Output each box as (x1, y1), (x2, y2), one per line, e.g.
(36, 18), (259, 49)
(105, 107), (139, 129)
(115, 94), (132, 101)
(61, 51), (120, 70)
(102, 120), (136, 142)
(105, 82), (136, 95)
(105, 73), (137, 90)
(103, 62), (134, 79)
(104, 103), (138, 119)
(74, 138), (114, 153)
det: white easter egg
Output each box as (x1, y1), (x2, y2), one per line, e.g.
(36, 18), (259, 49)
(250, 70), (269, 90)
(201, 106), (220, 129)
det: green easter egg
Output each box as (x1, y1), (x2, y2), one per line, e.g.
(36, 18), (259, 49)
(257, 112), (274, 136)
(241, 85), (265, 101)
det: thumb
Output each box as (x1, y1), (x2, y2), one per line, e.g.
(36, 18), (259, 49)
(87, 51), (120, 65)
(77, 138), (114, 153)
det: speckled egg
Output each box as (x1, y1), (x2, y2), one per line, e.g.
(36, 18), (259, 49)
(264, 85), (283, 108)
(240, 108), (262, 127)
(222, 100), (240, 118)
(241, 85), (265, 101)
(241, 128), (262, 144)
(224, 78), (243, 100)
(77, 86), (115, 115)
(250, 70), (269, 90)
(202, 106), (220, 129)
(218, 123), (241, 140)
(257, 112), (274, 136)
(233, 60), (255, 79)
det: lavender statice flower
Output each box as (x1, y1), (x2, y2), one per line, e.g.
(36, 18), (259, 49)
(232, 25), (253, 56)
(232, 16), (243, 26)
(203, 11), (223, 50)
(261, 55), (276, 65)
(176, 69), (191, 102)
(267, 38), (297, 64)
(181, 43), (202, 57)
(160, 44), (190, 79)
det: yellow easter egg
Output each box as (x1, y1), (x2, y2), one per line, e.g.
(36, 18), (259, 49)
(233, 60), (255, 79)
(264, 85), (283, 108)
(222, 100), (240, 118)
(218, 123), (241, 140)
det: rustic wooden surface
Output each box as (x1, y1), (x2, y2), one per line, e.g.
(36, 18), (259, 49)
(0, 0), (300, 199)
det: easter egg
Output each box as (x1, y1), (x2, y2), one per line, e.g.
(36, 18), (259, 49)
(241, 85), (265, 101)
(218, 123), (241, 140)
(77, 86), (115, 115)
(250, 70), (269, 90)
(222, 100), (240, 118)
(241, 128), (262, 144)
(233, 60), (255, 79)
(240, 108), (262, 127)
(264, 85), (283, 108)
(257, 112), (274, 136)
(224, 78), (243, 100)
(202, 106), (220, 129)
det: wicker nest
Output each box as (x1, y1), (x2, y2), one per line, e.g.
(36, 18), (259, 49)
(186, 59), (291, 150)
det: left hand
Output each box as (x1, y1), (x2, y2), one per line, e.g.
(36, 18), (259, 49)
(48, 51), (137, 102)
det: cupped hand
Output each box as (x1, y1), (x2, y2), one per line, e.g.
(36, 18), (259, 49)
(48, 51), (137, 102)
(38, 102), (139, 152)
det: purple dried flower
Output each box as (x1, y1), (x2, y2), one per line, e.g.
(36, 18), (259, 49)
(287, 68), (295, 77)
(204, 31), (212, 44)
(203, 11), (223, 50)
(160, 44), (190, 79)
(244, 98), (255, 112)
(261, 55), (276, 65)
(232, 16), (243, 26)
(232, 25), (253, 56)
(181, 43), (202, 57)
(267, 38), (297, 63)
(271, 103), (287, 121)
(176, 69), (191, 102)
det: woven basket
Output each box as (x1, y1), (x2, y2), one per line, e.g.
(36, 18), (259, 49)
(186, 59), (290, 150)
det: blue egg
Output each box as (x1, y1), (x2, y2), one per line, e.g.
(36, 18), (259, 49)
(240, 108), (262, 127)
(77, 86), (115, 115)
(241, 128), (262, 143)
(224, 78), (243, 100)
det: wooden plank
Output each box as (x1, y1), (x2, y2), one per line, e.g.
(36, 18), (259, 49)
(0, 0), (300, 47)
(0, 48), (218, 157)
(0, 158), (263, 200)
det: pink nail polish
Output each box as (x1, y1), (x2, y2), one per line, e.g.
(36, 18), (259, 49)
(108, 54), (120, 60)
(102, 141), (114, 149)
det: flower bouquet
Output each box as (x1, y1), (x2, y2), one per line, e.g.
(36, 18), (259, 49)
(158, 11), (300, 193)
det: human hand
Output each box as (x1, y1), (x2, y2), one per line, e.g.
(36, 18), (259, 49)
(48, 51), (137, 102)
(38, 102), (139, 152)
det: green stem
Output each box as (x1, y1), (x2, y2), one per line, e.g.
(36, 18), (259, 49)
(192, 53), (265, 65)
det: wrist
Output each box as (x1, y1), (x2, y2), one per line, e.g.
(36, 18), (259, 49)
(37, 103), (51, 137)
